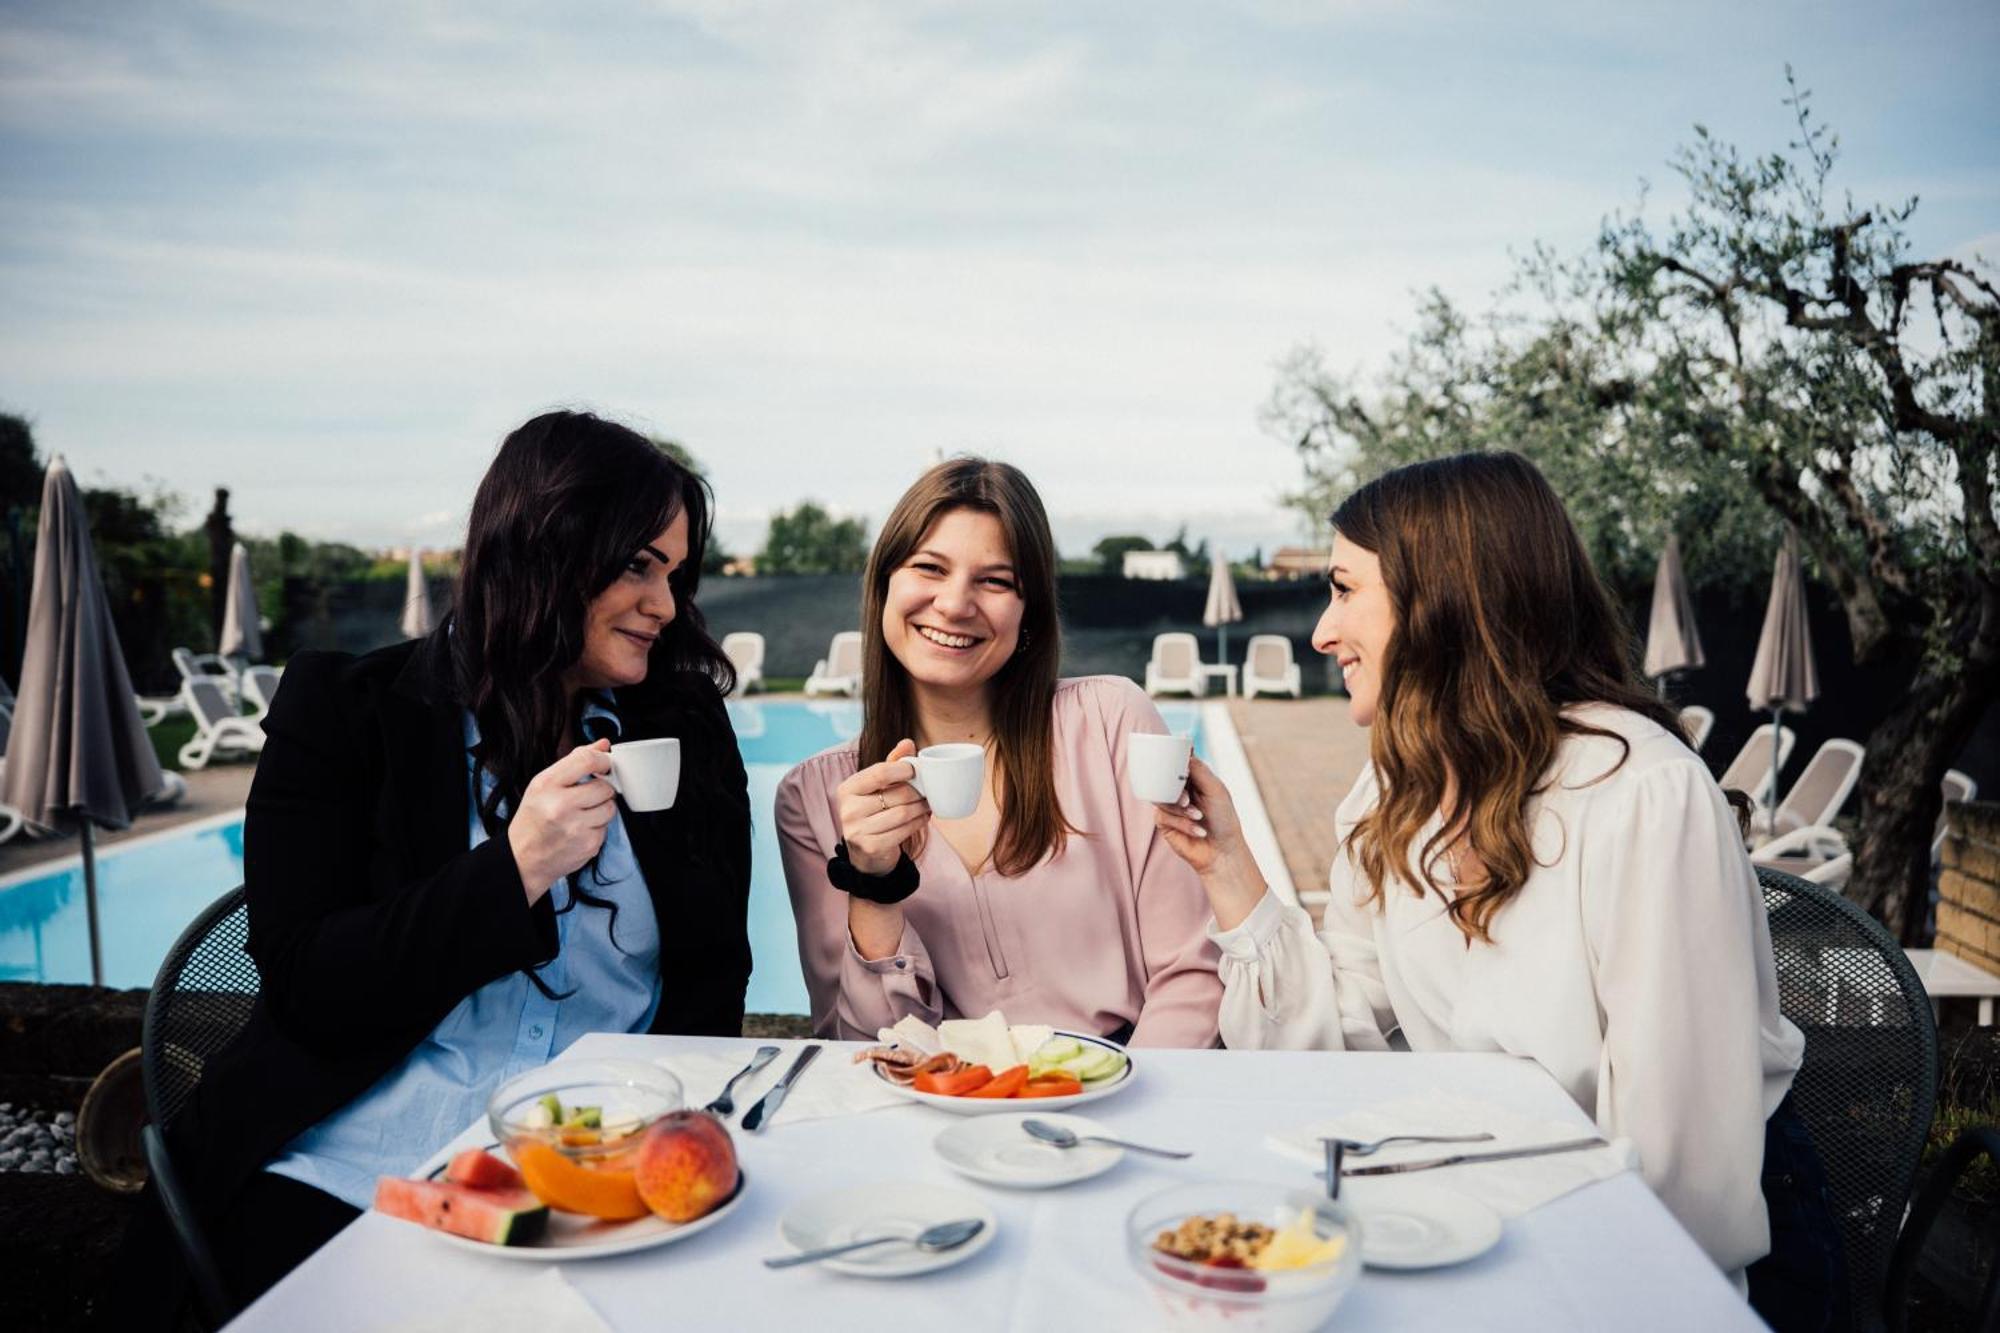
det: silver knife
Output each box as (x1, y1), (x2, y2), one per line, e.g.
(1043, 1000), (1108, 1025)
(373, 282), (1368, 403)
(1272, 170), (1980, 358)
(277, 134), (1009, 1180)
(740, 1044), (822, 1132)
(1338, 1136), (1608, 1177)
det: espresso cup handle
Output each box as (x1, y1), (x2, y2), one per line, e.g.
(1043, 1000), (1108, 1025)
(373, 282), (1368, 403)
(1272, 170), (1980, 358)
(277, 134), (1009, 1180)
(906, 760), (928, 801)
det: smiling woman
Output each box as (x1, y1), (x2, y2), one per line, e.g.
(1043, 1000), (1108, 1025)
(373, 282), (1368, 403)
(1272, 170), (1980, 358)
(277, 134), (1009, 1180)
(776, 457), (1222, 1050)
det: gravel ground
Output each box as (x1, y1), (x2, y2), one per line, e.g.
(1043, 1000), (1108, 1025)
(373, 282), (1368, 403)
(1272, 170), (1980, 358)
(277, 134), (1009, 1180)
(0, 1104), (78, 1175)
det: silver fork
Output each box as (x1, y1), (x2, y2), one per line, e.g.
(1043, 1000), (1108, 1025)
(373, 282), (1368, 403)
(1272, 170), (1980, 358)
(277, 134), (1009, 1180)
(704, 1045), (780, 1116)
(1334, 1132), (1495, 1157)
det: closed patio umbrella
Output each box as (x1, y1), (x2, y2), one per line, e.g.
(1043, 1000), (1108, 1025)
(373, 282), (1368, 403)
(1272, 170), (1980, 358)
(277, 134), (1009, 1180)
(401, 547), (433, 639)
(1642, 533), (1705, 689)
(0, 457), (169, 985)
(1202, 547), (1243, 665)
(217, 540), (262, 664)
(1745, 527), (1819, 804)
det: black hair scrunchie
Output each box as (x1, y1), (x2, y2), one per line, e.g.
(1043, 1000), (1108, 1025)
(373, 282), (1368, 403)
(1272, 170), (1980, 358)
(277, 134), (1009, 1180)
(827, 841), (921, 905)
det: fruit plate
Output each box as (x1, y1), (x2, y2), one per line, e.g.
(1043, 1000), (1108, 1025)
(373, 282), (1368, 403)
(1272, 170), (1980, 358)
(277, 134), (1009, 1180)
(870, 1030), (1136, 1116)
(413, 1146), (748, 1261)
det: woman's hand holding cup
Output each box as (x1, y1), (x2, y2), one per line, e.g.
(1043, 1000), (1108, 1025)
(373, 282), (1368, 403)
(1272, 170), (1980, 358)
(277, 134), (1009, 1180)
(836, 739), (930, 874)
(508, 739), (619, 904)
(1153, 755), (1267, 931)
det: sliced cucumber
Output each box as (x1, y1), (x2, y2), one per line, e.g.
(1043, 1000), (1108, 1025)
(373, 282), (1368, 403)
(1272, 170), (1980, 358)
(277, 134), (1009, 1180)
(1074, 1050), (1127, 1082)
(1033, 1036), (1083, 1062)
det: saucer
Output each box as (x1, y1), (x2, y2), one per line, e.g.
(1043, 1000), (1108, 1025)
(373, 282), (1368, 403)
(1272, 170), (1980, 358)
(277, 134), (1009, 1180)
(775, 1182), (997, 1278)
(932, 1113), (1124, 1188)
(1342, 1181), (1502, 1269)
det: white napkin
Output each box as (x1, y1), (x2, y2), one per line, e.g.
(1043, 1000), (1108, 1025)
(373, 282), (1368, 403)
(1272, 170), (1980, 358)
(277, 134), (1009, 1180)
(1266, 1091), (1639, 1218)
(374, 1269), (610, 1333)
(655, 1047), (905, 1128)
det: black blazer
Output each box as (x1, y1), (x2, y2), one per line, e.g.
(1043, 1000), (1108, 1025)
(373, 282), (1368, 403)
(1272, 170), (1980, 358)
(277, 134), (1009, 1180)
(173, 634), (752, 1216)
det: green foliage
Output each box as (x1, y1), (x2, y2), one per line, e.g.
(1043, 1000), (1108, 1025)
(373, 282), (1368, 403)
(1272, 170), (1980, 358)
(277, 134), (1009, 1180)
(0, 413), (41, 512)
(1090, 534), (1154, 575)
(758, 501), (868, 575)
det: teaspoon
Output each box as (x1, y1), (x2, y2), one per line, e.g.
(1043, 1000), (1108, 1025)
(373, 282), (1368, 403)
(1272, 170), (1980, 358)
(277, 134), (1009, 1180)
(764, 1217), (986, 1269)
(1022, 1117), (1191, 1160)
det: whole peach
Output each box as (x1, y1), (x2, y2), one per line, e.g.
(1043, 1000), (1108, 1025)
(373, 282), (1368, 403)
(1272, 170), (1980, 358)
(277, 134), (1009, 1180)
(634, 1110), (739, 1222)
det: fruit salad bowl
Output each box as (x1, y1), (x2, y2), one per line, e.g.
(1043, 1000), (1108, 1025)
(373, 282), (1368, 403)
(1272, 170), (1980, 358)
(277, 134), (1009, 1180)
(487, 1059), (686, 1220)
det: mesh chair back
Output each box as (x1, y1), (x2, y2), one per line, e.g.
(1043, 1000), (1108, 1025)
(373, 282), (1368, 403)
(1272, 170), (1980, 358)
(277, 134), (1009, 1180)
(1719, 722), (1796, 805)
(1155, 634), (1196, 678)
(142, 885), (260, 1131)
(1758, 867), (1937, 1323)
(185, 679), (236, 732)
(1772, 739), (1864, 838)
(1249, 636), (1291, 677)
(827, 632), (863, 679)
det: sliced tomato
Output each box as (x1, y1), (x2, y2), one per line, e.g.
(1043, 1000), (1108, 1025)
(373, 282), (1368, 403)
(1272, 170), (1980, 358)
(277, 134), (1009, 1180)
(964, 1065), (1030, 1099)
(914, 1064), (994, 1096)
(1018, 1073), (1083, 1099)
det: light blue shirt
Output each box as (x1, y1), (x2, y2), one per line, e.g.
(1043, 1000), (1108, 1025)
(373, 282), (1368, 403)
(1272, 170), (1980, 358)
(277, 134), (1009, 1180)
(267, 695), (662, 1208)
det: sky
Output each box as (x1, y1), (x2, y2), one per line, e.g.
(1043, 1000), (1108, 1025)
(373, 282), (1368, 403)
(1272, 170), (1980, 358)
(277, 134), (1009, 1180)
(2, 0), (1996, 562)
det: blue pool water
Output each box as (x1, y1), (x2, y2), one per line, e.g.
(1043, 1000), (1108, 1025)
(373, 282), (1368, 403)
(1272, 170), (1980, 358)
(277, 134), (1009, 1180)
(0, 698), (1206, 1013)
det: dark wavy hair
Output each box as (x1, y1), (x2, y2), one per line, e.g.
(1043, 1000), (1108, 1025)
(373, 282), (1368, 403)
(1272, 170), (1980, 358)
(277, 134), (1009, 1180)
(1334, 451), (1699, 943)
(445, 410), (734, 989)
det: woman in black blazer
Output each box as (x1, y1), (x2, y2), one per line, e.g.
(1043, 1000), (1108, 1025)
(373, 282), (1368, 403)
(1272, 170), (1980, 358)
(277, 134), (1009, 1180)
(123, 411), (751, 1321)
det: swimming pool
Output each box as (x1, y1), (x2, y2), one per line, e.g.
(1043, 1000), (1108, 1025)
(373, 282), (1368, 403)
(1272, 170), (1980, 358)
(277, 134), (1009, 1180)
(0, 698), (1213, 1015)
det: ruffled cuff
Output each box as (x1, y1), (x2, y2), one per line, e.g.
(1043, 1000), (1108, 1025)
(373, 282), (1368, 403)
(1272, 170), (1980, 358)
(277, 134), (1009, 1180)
(1206, 889), (1300, 960)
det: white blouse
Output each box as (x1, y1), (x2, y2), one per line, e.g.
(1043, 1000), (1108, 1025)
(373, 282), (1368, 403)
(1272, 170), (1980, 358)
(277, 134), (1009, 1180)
(1210, 704), (1804, 1281)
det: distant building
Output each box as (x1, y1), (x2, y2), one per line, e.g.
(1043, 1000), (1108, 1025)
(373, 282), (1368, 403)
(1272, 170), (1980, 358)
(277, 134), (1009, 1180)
(1122, 550), (1186, 580)
(1265, 547), (1330, 580)
(722, 555), (759, 577)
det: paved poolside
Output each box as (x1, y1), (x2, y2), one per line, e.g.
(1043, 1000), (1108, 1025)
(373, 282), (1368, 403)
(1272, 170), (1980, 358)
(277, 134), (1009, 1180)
(0, 763), (256, 878)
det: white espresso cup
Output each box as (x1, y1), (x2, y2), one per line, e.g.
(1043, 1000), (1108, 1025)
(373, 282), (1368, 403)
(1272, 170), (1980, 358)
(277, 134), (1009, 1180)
(907, 742), (985, 820)
(1127, 732), (1194, 805)
(605, 737), (681, 812)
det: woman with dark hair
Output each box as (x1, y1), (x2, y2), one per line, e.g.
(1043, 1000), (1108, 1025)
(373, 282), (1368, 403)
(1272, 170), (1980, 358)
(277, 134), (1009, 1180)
(1155, 452), (1838, 1322)
(776, 458), (1221, 1047)
(139, 410), (751, 1313)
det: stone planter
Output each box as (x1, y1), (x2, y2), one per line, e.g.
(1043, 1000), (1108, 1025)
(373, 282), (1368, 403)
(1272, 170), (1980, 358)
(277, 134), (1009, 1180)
(1938, 801), (2000, 974)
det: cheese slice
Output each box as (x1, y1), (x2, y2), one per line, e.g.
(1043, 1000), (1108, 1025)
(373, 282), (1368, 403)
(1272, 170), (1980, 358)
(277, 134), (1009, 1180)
(879, 1015), (942, 1056)
(936, 1011), (1016, 1070)
(1006, 1024), (1056, 1065)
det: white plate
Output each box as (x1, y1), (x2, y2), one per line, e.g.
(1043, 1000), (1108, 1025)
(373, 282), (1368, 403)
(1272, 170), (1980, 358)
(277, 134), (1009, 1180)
(932, 1112), (1124, 1188)
(1343, 1182), (1502, 1270)
(872, 1030), (1136, 1115)
(405, 1147), (748, 1261)
(776, 1182), (998, 1278)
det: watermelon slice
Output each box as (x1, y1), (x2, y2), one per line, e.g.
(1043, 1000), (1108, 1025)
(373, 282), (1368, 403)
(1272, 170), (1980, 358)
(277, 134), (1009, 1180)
(373, 1176), (549, 1246)
(446, 1148), (524, 1193)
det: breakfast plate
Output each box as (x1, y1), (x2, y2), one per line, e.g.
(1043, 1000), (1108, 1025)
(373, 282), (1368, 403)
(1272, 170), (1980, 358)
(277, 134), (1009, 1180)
(871, 1030), (1136, 1115)
(407, 1144), (749, 1262)
(1340, 1181), (1502, 1269)
(774, 1182), (998, 1277)
(932, 1112), (1125, 1188)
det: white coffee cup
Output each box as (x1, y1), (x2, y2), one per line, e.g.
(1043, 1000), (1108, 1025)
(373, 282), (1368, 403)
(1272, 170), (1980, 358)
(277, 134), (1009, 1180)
(605, 737), (681, 812)
(1128, 732), (1193, 804)
(907, 742), (985, 820)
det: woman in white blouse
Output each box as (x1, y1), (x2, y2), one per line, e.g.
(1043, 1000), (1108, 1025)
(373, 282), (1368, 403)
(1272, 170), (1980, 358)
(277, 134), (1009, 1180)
(1155, 452), (1842, 1326)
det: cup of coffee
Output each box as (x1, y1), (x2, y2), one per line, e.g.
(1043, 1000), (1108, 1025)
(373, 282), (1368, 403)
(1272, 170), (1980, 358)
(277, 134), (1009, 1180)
(605, 737), (681, 812)
(1128, 732), (1193, 804)
(907, 742), (985, 820)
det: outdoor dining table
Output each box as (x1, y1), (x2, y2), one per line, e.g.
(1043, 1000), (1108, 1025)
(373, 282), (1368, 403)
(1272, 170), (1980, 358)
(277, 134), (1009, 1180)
(227, 1033), (1762, 1331)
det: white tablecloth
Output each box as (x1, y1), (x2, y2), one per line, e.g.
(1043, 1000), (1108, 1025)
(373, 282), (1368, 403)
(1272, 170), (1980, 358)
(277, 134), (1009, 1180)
(228, 1035), (1761, 1332)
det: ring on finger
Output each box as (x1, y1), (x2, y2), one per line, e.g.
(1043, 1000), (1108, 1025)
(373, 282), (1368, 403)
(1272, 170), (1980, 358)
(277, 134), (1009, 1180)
(878, 792), (890, 813)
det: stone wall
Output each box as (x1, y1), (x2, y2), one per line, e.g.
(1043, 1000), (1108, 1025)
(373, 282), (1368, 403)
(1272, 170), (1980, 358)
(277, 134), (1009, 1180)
(1939, 801), (2000, 973)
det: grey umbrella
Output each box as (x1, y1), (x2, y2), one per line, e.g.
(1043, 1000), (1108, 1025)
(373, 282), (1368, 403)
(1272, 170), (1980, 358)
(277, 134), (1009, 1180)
(1642, 533), (1705, 689)
(401, 547), (433, 639)
(0, 457), (169, 984)
(1202, 547), (1243, 666)
(1745, 527), (1819, 807)
(217, 540), (262, 665)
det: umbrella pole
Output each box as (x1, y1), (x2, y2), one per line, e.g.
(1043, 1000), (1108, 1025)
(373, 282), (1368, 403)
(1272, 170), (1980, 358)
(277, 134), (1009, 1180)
(1769, 706), (1783, 811)
(81, 819), (103, 987)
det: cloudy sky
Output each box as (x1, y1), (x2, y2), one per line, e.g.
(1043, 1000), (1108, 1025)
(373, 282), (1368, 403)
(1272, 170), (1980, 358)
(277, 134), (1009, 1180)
(2, 0), (1995, 561)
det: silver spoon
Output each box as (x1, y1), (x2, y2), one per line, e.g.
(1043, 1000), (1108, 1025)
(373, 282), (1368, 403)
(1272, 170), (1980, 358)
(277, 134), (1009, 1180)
(704, 1045), (780, 1116)
(1334, 1132), (1496, 1157)
(1022, 1118), (1191, 1160)
(764, 1217), (986, 1269)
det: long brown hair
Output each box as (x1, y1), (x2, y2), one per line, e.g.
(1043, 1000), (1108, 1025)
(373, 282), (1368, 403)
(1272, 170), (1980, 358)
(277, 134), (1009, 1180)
(858, 458), (1071, 876)
(1336, 451), (1689, 942)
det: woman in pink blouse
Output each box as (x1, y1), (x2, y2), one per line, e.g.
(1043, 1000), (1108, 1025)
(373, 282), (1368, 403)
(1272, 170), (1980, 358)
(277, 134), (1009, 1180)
(777, 458), (1221, 1047)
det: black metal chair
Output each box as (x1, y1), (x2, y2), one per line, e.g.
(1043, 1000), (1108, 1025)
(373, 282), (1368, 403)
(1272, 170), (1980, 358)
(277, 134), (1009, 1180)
(1758, 867), (1939, 1331)
(141, 884), (258, 1330)
(1882, 1125), (2000, 1331)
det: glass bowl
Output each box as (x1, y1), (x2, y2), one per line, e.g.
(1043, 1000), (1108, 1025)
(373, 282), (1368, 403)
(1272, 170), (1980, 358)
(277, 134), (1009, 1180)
(1126, 1180), (1363, 1332)
(486, 1058), (684, 1169)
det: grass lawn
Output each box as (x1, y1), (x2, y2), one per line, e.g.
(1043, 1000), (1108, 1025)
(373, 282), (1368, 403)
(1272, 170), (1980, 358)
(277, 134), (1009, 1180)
(147, 715), (197, 771)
